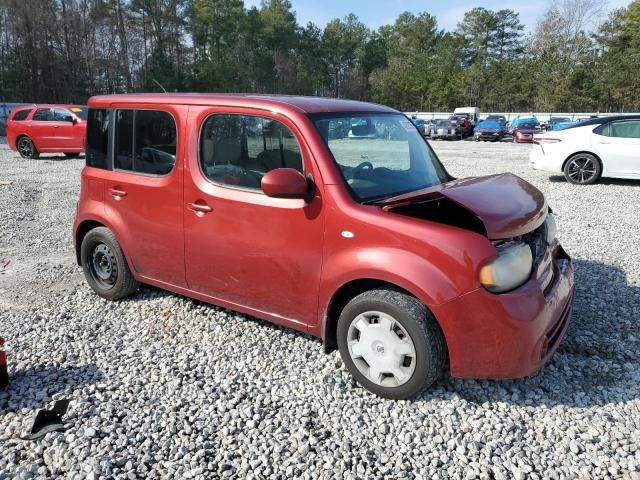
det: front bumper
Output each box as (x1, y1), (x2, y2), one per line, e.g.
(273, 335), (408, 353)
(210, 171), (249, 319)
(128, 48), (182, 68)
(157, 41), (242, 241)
(432, 242), (575, 379)
(475, 132), (501, 140)
(515, 134), (535, 143)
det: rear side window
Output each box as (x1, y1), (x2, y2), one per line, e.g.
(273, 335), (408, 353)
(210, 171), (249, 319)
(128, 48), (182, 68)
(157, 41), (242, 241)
(199, 114), (303, 190)
(114, 109), (176, 176)
(86, 109), (111, 170)
(32, 108), (52, 121)
(593, 123), (610, 136)
(611, 120), (640, 139)
(12, 109), (32, 121)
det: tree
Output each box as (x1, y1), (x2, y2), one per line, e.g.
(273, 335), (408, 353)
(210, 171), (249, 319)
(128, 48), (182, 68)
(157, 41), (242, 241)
(322, 14), (369, 98)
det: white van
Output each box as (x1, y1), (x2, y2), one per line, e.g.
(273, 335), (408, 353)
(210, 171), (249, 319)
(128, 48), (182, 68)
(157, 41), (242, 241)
(453, 107), (480, 124)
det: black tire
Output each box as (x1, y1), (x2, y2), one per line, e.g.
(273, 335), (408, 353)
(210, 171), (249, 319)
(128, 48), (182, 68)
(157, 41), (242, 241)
(64, 153), (80, 159)
(80, 227), (139, 300)
(563, 153), (602, 185)
(17, 136), (39, 159)
(337, 288), (446, 399)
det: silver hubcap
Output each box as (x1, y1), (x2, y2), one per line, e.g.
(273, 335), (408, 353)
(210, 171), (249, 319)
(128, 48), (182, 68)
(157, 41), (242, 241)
(567, 157), (596, 183)
(347, 311), (416, 387)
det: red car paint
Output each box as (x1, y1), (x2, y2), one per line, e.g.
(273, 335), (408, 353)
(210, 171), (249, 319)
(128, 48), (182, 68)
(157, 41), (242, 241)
(513, 124), (544, 143)
(448, 115), (473, 137)
(6, 105), (87, 155)
(74, 94), (575, 380)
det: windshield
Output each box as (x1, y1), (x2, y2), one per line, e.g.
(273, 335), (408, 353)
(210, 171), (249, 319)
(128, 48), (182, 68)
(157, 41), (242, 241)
(477, 120), (501, 129)
(435, 120), (451, 127)
(312, 113), (450, 203)
(519, 122), (540, 130)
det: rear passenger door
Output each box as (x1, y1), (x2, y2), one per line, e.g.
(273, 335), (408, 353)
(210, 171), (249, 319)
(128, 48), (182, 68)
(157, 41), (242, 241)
(101, 106), (187, 287)
(28, 108), (54, 149)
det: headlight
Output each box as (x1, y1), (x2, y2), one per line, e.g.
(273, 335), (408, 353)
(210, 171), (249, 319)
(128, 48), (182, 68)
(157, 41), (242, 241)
(479, 241), (533, 293)
(545, 213), (557, 244)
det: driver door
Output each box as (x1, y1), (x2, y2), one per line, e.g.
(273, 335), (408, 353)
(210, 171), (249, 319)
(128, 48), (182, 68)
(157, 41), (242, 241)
(51, 108), (77, 149)
(183, 107), (325, 329)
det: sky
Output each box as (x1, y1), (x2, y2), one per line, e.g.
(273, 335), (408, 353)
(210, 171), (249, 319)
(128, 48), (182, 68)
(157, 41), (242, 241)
(244, 0), (633, 32)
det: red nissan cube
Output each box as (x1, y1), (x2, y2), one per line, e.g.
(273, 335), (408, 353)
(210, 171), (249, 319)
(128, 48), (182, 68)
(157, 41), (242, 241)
(73, 94), (575, 399)
(6, 105), (87, 159)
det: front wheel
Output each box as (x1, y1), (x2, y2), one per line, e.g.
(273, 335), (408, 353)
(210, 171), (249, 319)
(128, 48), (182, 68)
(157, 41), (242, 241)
(17, 137), (39, 159)
(80, 227), (139, 300)
(337, 288), (446, 399)
(563, 153), (601, 185)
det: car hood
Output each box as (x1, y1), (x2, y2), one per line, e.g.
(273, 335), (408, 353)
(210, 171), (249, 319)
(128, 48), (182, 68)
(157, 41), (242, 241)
(377, 173), (547, 239)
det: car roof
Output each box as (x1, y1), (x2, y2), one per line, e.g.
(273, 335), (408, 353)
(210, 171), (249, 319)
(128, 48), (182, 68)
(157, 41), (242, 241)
(88, 93), (398, 115)
(17, 104), (86, 109)
(563, 114), (640, 130)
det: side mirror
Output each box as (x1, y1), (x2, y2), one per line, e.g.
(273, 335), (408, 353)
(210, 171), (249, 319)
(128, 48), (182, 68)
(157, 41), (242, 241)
(261, 168), (309, 200)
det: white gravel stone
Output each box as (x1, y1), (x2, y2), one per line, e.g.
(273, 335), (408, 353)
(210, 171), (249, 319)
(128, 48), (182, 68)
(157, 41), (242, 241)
(0, 140), (639, 478)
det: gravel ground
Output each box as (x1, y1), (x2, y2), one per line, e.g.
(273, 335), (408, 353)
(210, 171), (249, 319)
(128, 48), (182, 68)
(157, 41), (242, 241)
(1, 138), (639, 479)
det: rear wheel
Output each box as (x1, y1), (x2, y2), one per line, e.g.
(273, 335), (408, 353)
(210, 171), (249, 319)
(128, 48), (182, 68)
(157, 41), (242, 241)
(337, 288), (446, 399)
(563, 153), (601, 185)
(64, 153), (80, 159)
(80, 227), (139, 300)
(17, 137), (39, 159)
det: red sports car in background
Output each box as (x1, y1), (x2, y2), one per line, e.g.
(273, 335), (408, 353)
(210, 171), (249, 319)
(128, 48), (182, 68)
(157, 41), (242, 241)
(513, 121), (543, 143)
(6, 105), (87, 159)
(448, 115), (473, 137)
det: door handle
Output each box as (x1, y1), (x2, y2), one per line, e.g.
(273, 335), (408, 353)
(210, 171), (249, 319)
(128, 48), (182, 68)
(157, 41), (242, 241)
(109, 188), (127, 199)
(53, 125), (59, 128)
(188, 202), (212, 214)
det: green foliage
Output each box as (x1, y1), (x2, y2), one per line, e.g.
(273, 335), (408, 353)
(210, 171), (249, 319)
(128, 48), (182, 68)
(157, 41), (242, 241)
(0, 1), (639, 112)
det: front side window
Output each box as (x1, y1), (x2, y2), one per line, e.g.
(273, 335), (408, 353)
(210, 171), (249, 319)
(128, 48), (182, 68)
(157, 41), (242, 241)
(53, 108), (74, 122)
(70, 106), (88, 120)
(200, 114), (303, 190)
(114, 109), (176, 175)
(32, 108), (52, 121)
(12, 109), (32, 121)
(313, 113), (449, 202)
(610, 120), (640, 139)
(86, 108), (110, 169)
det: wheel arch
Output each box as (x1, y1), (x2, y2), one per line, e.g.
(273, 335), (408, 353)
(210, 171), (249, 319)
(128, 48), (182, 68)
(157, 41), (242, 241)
(75, 220), (106, 265)
(562, 150), (603, 173)
(16, 134), (39, 151)
(322, 278), (448, 358)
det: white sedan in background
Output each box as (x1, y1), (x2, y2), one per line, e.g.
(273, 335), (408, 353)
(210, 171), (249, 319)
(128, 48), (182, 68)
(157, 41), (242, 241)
(529, 115), (640, 185)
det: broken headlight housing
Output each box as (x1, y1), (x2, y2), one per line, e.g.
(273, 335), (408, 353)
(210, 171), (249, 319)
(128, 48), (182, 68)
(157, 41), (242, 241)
(479, 241), (533, 293)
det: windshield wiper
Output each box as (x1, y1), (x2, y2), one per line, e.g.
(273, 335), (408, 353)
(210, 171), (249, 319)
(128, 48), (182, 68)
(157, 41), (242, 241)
(362, 194), (396, 205)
